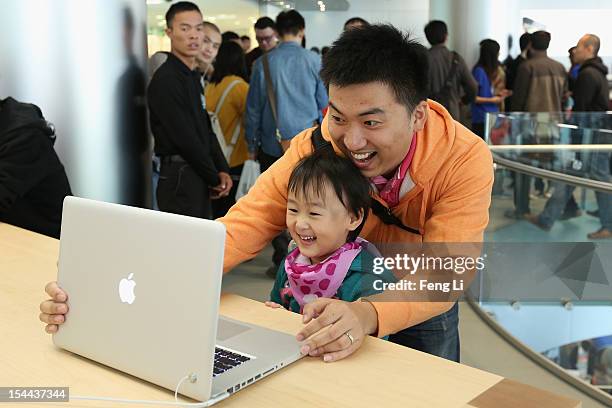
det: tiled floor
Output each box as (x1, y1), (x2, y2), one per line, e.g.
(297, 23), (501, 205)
(487, 187), (603, 243)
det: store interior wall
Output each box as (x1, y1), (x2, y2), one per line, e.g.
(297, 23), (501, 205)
(0, 0), (150, 206)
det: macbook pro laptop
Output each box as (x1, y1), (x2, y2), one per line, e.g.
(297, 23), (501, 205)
(53, 197), (302, 404)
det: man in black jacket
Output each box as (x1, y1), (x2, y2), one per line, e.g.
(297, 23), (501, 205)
(0, 97), (72, 238)
(573, 34), (612, 239)
(527, 34), (611, 238)
(573, 35), (609, 112)
(148, 2), (231, 219)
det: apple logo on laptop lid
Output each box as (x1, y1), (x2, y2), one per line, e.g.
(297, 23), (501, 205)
(119, 273), (136, 304)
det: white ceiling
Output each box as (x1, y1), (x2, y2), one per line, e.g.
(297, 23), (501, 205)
(146, 0), (351, 36)
(146, 0), (261, 36)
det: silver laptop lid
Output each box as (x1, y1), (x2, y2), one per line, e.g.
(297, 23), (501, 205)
(54, 197), (224, 401)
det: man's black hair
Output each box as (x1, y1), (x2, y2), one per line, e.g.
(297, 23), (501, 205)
(210, 41), (248, 84)
(519, 32), (531, 51)
(222, 31), (240, 43)
(344, 17), (369, 30)
(165, 1), (200, 29)
(288, 149), (371, 242)
(424, 20), (447, 46)
(276, 10), (305, 37)
(321, 24), (429, 113)
(255, 16), (276, 31)
(530, 31), (551, 51)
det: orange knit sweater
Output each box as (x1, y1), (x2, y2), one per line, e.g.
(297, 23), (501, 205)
(218, 100), (493, 337)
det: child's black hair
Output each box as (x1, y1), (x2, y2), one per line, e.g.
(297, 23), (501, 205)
(288, 148), (371, 242)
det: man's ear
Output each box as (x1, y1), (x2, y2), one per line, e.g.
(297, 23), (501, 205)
(348, 209), (365, 232)
(411, 100), (429, 133)
(165, 27), (172, 38)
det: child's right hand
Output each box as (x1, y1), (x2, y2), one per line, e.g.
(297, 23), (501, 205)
(39, 281), (69, 334)
(264, 301), (282, 309)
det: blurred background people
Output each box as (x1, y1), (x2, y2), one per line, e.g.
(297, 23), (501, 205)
(205, 41), (250, 218)
(246, 17), (278, 78)
(240, 35), (251, 53)
(424, 20), (477, 120)
(196, 21), (222, 83)
(343, 16), (369, 31)
(471, 39), (511, 139)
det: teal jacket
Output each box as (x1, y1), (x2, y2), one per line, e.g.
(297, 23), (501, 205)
(270, 250), (396, 314)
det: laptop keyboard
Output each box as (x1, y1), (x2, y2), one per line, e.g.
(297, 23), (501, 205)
(213, 347), (251, 377)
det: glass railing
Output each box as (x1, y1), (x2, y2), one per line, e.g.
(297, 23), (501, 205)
(477, 111), (612, 400)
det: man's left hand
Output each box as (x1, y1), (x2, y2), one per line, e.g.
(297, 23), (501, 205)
(296, 298), (379, 363)
(212, 172), (233, 198)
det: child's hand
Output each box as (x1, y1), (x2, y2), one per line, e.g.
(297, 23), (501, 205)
(264, 301), (282, 309)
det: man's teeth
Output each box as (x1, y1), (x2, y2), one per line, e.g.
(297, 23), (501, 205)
(351, 152), (374, 160)
(300, 235), (315, 241)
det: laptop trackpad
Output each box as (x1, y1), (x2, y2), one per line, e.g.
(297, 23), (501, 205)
(217, 318), (251, 341)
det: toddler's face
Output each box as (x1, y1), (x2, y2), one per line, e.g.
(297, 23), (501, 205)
(286, 182), (362, 264)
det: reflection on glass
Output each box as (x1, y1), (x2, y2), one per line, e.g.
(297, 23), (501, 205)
(116, 6), (148, 207)
(485, 111), (612, 241)
(543, 334), (612, 394)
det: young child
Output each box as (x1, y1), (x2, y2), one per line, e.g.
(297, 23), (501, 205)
(265, 148), (395, 313)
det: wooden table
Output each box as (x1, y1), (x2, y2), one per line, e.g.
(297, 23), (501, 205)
(0, 223), (581, 407)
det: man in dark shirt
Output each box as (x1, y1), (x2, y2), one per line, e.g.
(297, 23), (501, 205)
(148, 1), (231, 219)
(424, 20), (477, 120)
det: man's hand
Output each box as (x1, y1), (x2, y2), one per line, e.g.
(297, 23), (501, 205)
(247, 151), (257, 161)
(39, 281), (69, 334)
(296, 298), (378, 363)
(211, 172), (233, 199)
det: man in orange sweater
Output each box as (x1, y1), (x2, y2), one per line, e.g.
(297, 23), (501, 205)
(40, 25), (492, 363)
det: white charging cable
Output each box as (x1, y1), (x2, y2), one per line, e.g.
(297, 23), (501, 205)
(70, 374), (228, 407)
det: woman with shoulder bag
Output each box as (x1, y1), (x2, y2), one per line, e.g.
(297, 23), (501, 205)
(205, 41), (250, 218)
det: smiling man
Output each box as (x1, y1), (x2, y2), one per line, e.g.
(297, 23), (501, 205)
(220, 25), (492, 362)
(41, 24), (492, 363)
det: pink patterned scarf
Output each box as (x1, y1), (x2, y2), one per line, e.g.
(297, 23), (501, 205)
(371, 133), (417, 207)
(284, 238), (369, 308)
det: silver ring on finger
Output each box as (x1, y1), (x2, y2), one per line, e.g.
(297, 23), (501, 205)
(345, 331), (355, 346)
